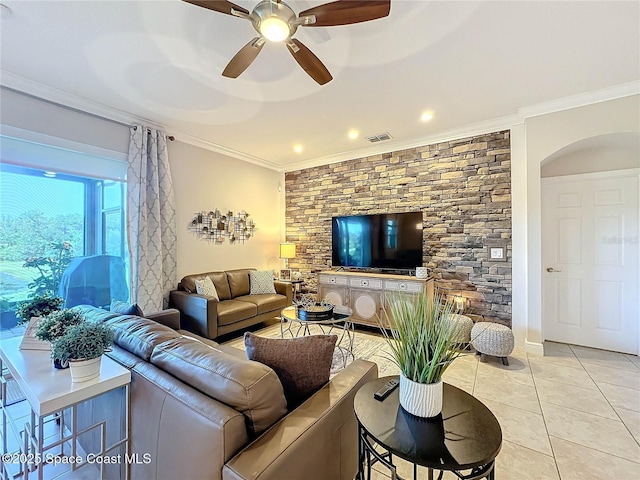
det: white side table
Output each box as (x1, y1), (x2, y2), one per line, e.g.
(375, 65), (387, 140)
(0, 337), (131, 480)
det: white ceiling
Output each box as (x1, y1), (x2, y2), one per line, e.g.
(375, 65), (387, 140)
(1, 0), (638, 171)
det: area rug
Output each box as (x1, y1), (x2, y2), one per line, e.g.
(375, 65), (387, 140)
(223, 321), (401, 377)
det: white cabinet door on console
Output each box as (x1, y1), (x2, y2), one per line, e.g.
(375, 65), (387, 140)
(349, 289), (384, 327)
(320, 287), (348, 307)
(318, 274), (349, 306)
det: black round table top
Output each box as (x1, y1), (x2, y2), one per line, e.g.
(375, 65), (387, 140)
(354, 376), (502, 472)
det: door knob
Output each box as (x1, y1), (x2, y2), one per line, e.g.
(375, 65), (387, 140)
(546, 267), (562, 273)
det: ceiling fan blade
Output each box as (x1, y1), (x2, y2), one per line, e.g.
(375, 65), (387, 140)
(182, 0), (249, 16)
(222, 37), (265, 78)
(286, 39), (332, 85)
(298, 0), (390, 27)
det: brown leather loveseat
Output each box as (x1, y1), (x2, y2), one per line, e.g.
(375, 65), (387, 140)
(169, 268), (292, 339)
(71, 305), (379, 480)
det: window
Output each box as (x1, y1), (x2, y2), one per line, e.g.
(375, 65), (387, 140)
(0, 162), (127, 324)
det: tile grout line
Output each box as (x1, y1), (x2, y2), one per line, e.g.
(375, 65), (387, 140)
(572, 349), (640, 449)
(527, 348), (563, 480)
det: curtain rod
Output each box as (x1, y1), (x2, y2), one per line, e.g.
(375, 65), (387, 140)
(2, 85), (174, 141)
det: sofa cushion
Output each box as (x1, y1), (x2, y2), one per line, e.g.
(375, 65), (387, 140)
(217, 300), (257, 326)
(105, 315), (181, 361)
(249, 270), (276, 295)
(195, 276), (219, 301)
(71, 305), (121, 323)
(181, 272), (232, 300)
(244, 332), (337, 409)
(110, 299), (144, 317)
(226, 269), (252, 298)
(235, 294), (287, 315)
(210, 272), (232, 300)
(150, 336), (287, 435)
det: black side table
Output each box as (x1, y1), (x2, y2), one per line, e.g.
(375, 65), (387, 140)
(354, 376), (502, 480)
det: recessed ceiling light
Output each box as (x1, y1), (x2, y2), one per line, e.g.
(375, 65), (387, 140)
(421, 111), (434, 122)
(348, 130), (359, 140)
(293, 145), (303, 153)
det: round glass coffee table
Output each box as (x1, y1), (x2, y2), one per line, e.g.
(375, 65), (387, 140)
(280, 305), (355, 365)
(354, 376), (502, 480)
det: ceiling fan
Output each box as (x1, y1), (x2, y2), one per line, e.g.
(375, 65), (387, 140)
(182, 0), (391, 85)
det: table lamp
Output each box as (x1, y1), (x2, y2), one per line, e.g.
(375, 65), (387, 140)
(279, 243), (296, 268)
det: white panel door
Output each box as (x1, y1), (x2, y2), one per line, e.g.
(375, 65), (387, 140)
(542, 171), (639, 354)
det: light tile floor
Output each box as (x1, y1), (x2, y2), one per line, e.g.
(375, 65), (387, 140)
(368, 341), (640, 480)
(3, 324), (639, 479)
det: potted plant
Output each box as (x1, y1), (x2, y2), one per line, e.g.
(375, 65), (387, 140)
(35, 309), (84, 343)
(15, 293), (64, 325)
(51, 322), (114, 383)
(380, 292), (459, 417)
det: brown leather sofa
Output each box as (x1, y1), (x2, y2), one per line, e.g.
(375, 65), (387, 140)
(72, 305), (378, 480)
(169, 268), (292, 339)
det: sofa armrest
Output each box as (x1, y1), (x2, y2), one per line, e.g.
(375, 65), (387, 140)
(169, 290), (220, 339)
(222, 359), (378, 480)
(146, 308), (181, 330)
(274, 281), (293, 305)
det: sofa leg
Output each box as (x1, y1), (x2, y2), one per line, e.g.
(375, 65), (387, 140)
(479, 353), (487, 363)
(475, 350), (481, 356)
(501, 357), (509, 366)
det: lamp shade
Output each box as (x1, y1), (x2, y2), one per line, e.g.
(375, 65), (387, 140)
(279, 243), (296, 259)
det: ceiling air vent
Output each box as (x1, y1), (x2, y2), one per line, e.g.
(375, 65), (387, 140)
(366, 132), (393, 143)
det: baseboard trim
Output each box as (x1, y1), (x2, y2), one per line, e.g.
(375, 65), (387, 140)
(525, 341), (544, 357)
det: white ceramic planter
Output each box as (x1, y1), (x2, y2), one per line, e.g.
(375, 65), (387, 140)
(399, 374), (443, 417)
(69, 356), (102, 383)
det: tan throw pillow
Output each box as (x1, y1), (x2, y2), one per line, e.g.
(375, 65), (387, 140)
(244, 332), (337, 409)
(195, 276), (219, 301)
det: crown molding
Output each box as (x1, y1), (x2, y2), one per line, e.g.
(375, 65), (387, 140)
(280, 114), (522, 173)
(1, 70), (163, 130)
(0, 70), (279, 171)
(282, 81), (640, 173)
(517, 80), (640, 119)
(172, 131), (281, 170)
(2, 70), (637, 174)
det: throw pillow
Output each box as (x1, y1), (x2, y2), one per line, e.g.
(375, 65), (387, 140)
(195, 276), (220, 301)
(244, 332), (337, 409)
(249, 270), (276, 295)
(110, 299), (143, 317)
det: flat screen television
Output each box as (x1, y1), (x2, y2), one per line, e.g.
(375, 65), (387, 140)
(331, 212), (423, 270)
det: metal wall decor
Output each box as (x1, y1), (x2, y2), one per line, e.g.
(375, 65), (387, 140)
(188, 209), (255, 244)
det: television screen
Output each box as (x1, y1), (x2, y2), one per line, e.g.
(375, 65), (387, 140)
(331, 212), (423, 270)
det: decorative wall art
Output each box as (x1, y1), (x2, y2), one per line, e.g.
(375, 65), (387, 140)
(188, 209), (255, 244)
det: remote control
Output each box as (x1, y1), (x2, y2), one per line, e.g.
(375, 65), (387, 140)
(373, 379), (399, 401)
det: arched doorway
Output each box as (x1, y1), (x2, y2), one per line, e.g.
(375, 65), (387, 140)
(540, 133), (639, 354)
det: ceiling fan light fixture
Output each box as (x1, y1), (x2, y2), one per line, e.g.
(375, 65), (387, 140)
(260, 16), (290, 42)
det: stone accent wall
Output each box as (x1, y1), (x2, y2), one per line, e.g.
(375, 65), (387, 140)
(285, 130), (511, 325)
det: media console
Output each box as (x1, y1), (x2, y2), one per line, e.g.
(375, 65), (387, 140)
(317, 271), (434, 329)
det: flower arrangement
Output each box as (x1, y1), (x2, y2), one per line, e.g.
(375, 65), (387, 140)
(35, 309), (85, 343)
(52, 322), (114, 364)
(15, 293), (64, 325)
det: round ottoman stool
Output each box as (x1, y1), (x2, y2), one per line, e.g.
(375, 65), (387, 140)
(443, 314), (474, 347)
(471, 322), (514, 366)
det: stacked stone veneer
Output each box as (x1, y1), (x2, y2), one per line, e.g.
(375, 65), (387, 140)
(285, 130), (511, 325)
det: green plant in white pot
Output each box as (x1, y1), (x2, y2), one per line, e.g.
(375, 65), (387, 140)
(15, 293), (64, 325)
(51, 322), (114, 383)
(381, 292), (459, 417)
